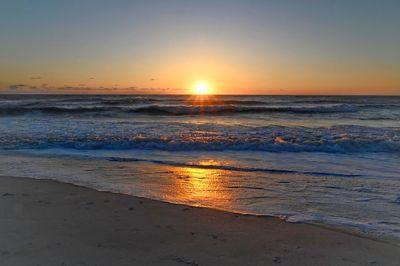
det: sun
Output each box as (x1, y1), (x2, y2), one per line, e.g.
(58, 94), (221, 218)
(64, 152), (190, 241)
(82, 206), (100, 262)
(192, 81), (210, 95)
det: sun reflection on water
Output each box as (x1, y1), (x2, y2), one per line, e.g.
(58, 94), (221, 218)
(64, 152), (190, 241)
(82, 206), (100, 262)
(162, 160), (233, 208)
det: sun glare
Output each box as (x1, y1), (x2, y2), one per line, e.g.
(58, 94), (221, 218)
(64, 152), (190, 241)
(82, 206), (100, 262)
(193, 81), (210, 95)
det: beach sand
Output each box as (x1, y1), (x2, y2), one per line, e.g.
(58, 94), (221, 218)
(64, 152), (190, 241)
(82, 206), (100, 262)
(0, 176), (399, 266)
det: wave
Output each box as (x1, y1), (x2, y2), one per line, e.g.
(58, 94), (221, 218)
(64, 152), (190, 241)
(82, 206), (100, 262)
(3, 94), (400, 117)
(0, 103), (354, 115)
(3, 134), (400, 154)
(186, 100), (268, 105)
(132, 104), (358, 115)
(0, 104), (359, 116)
(1, 118), (399, 153)
(106, 156), (361, 177)
(100, 98), (160, 105)
(100, 98), (267, 106)
(1, 122), (399, 153)
(0, 106), (122, 115)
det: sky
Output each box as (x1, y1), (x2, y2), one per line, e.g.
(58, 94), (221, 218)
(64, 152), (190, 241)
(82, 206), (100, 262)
(0, 0), (399, 95)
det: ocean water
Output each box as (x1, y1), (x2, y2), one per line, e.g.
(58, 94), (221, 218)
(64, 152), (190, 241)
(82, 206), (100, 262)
(0, 95), (399, 240)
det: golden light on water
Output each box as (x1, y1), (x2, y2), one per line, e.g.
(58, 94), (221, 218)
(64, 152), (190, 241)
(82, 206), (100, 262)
(162, 160), (233, 208)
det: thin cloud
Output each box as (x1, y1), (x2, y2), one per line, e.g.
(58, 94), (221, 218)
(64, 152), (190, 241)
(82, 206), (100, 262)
(1, 84), (41, 94)
(1, 84), (183, 94)
(7, 84), (29, 90)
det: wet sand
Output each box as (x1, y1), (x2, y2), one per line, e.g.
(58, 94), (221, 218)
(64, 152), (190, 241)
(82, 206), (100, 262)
(0, 175), (399, 266)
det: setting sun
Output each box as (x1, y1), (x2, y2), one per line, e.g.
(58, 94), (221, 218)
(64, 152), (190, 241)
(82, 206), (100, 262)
(192, 81), (211, 95)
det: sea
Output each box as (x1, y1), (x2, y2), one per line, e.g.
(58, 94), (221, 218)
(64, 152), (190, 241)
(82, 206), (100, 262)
(0, 94), (399, 241)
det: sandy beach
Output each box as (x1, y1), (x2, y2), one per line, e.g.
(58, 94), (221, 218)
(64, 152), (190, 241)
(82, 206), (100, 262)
(0, 176), (399, 266)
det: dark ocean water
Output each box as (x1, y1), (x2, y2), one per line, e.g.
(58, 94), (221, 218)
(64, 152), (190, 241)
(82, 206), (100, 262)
(0, 95), (399, 240)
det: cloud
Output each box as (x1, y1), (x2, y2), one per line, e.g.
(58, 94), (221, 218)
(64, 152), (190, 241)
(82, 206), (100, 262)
(7, 84), (29, 90)
(1, 84), (41, 93)
(30, 76), (42, 80)
(60, 87), (160, 93)
(1, 83), (183, 94)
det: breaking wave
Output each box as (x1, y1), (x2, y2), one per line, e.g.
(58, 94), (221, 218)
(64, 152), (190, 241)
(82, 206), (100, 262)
(0, 104), (359, 116)
(1, 124), (399, 154)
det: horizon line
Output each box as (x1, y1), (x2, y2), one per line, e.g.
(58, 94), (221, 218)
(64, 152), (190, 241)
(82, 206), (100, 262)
(1, 93), (400, 97)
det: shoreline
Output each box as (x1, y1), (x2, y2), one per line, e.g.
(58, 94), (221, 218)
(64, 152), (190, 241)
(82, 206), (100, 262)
(1, 176), (400, 265)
